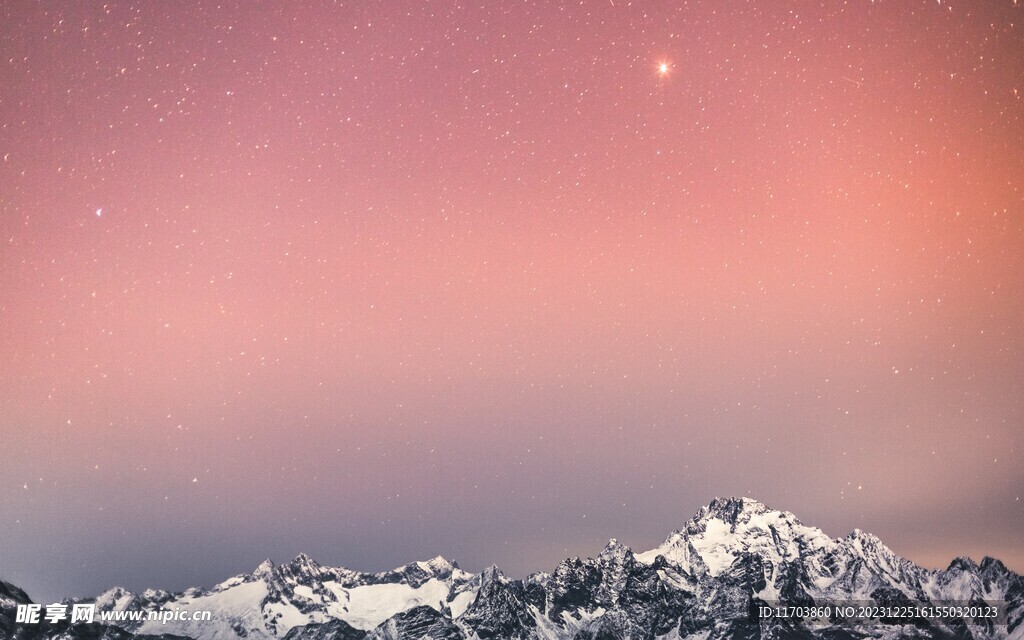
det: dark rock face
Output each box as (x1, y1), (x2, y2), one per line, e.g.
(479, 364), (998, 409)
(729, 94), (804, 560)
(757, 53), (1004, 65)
(459, 566), (538, 639)
(365, 605), (461, 640)
(4, 497), (1022, 640)
(546, 556), (604, 622)
(283, 619), (366, 640)
(1, 579), (34, 640)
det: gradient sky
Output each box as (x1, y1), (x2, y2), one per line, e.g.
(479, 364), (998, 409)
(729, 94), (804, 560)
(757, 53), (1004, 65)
(1, 1), (1022, 605)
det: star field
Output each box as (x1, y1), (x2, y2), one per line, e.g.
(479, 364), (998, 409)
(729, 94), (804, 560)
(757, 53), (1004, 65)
(1, 1), (1022, 603)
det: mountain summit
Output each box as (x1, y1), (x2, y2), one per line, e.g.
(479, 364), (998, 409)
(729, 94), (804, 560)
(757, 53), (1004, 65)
(3, 497), (1021, 640)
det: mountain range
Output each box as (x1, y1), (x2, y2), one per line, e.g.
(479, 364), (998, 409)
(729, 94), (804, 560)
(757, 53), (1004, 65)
(2, 497), (1021, 639)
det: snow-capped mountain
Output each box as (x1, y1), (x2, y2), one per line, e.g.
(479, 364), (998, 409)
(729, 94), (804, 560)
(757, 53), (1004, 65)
(3, 497), (1021, 640)
(79, 552), (477, 640)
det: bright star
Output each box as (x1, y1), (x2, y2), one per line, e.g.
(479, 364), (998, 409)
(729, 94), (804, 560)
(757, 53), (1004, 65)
(658, 62), (669, 76)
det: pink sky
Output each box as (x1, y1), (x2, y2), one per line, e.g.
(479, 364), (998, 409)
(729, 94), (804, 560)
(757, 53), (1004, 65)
(1, 0), (1021, 603)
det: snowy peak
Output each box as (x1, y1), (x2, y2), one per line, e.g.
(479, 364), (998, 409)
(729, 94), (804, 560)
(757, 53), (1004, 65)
(843, 527), (922, 584)
(843, 528), (896, 563)
(414, 556), (448, 576)
(92, 585), (138, 612)
(929, 553), (1019, 604)
(844, 527), (885, 546)
(980, 556), (1007, 574)
(636, 496), (831, 577)
(378, 555), (464, 589)
(253, 558), (276, 579)
(663, 496), (807, 547)
(478, 564), (507, 589)
(280, 553), (323, 580)
(238, 553), (462, 591)
(693, 496), (775, 529)
(67, 552), (478, 640)
(407, 555), (456, 575)
(424, 555), (456, 571)
(948, 556), (981, 572)
(598, 538), (632, 562)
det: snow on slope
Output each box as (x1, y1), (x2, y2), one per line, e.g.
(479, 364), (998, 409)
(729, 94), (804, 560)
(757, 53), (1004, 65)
(340, 579), (452, 629)
(136, 579), (271, 639)
(635, 496), (837, 577)
(90, 554), (476, 640)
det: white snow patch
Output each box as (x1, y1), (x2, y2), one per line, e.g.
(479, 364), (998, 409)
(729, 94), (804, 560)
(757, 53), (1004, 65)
(322, 580), (351, 617)
(448, 589), (476, 619)
(340, 578), (451, 630)
(136, 580), (271, 640)
(94, 588), (135, 613)
(689, 518), (738, 575)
